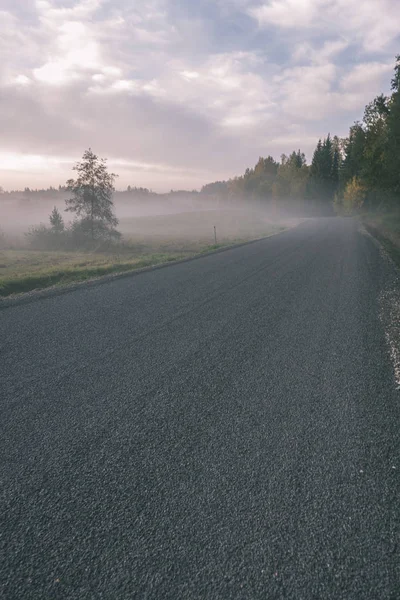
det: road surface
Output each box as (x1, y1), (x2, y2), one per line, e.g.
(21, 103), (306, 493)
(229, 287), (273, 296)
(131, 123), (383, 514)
(1, 218), (399, 599)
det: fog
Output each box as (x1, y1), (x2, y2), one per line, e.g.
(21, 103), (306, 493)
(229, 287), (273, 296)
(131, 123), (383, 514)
(0, 189), (303, 249)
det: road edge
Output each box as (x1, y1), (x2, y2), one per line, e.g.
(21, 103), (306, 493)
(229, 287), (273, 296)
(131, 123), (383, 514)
(362, 221), (400, 270)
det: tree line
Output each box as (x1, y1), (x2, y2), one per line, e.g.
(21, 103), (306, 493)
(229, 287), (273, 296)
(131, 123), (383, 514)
(202, 55), (400, 216)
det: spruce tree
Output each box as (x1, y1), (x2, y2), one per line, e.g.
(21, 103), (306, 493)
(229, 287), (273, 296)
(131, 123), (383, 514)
(49, 206), (64, 233)
(331, 136), (340, 194)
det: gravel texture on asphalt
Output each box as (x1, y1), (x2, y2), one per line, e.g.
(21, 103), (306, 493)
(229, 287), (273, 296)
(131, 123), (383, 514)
(1, 217), (399, 599)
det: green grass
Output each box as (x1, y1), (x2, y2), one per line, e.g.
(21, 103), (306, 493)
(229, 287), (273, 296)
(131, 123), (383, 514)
(0, 250), (187, 297)
(0, 242), (245, 298)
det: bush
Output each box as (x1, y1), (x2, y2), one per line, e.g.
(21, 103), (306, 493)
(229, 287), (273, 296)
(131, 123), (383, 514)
(25, 208), (122, 251)
(25, 224), (65, 250)
(343, 177), (367, 214)
(67, 218), (121, 250)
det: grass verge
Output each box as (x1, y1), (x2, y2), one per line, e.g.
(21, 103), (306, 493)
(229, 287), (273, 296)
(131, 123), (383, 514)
(0, 253), (184, 297)
(362, 211), (400, 268)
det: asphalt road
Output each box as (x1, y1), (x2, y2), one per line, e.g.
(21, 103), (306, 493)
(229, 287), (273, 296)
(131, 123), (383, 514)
(1, 218), (400, 599)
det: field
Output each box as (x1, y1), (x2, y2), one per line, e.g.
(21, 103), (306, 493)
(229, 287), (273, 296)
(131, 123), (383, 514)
(118, 209), (286, 240)
(0, 210), (288, 297)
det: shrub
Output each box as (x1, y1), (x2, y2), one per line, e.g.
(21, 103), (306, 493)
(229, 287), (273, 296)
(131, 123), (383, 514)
(342, 177), (367, 214)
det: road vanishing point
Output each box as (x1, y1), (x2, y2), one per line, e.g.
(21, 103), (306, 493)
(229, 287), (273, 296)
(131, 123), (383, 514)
(1, 218), (399, 599)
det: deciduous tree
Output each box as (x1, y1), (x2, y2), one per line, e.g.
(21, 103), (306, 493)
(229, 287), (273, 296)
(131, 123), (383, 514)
(65, 149), (119, 240)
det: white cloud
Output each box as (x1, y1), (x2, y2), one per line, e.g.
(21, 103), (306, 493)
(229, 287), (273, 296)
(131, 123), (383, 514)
(0, 0), (398, 190)
(338, 61), (393, 110)
(181, 71), (200, 81)
(250, 0), (400, 53)
(158, 52), (276, 131)
(13, 75), (32, 86)
(33, 0), (124, 85)
(275, 58), (394, 120)
(275, 63), (337, 120)
(250, 0), (320, 28)
(36, 0), (102, 22)
(340, 62), (393, 92)
(292, 38), (348, 65)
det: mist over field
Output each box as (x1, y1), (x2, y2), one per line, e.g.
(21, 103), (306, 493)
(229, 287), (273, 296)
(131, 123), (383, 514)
(0, 188), (299, 250)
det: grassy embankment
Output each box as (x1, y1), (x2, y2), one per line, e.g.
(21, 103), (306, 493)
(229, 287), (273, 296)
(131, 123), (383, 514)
(362, 211), (400, 266)
(0, 210), (286, 297)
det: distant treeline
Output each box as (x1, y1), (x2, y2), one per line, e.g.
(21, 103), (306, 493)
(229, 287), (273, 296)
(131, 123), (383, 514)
(0, 185), (199, 203)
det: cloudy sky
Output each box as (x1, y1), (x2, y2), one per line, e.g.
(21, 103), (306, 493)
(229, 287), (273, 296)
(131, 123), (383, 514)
(1, 0), (399, 191)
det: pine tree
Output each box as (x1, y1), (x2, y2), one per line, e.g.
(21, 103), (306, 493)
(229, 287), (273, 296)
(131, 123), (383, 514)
(310, 139), (323, 179)
(309, 136), (335, 210)
(321, 135), (333, 185)
(362, 95), (390, 199)
(340, 123), (366, 190)
(331, 136), (340, 194)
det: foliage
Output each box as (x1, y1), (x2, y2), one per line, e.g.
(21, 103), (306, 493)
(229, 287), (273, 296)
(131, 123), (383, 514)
(65, 148), (119, 239)
(340, 123), (365, 190)
(26, 223), (58, 250)
(274, 152), (309, 204)
(25, 149), (121, 250)
(331, 56), (400, 213)
(342, 177), (367, 214)
(69, 217), (121, 250)
(385, 55), (400, 195)
(201, 181), (229, 195)
(49, 206), (64, 232)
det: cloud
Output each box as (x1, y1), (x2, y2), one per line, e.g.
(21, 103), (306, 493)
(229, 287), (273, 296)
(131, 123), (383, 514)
(338, 61), (393, 110)
(13, 75), (32, 86)
(250, 0), (320, 29)
(274, 62), (338, 120)
(0, 0), (398, 190)
(250, 0), (400, 53)
(36, 0), (102, 22)
(340, 62), (393, 92)
(292, 38), (348, 65)
(32, 0), (126, 85)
